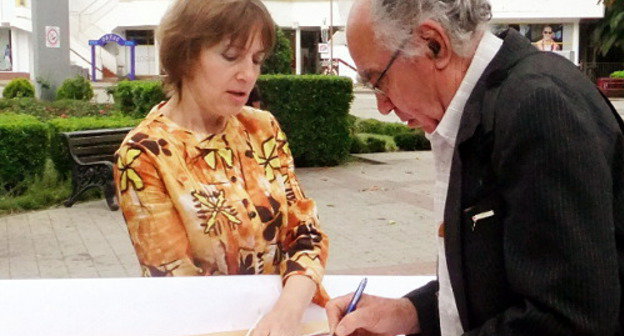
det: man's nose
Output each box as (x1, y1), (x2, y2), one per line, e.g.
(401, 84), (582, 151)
(375, 93), (395, 115)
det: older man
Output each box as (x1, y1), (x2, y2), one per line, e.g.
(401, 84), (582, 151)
(326, 0), (624, 335)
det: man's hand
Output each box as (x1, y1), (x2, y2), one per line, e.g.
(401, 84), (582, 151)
(326, 294), (420, 336)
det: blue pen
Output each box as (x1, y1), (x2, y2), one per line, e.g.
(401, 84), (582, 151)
(345, 277), (368, 314)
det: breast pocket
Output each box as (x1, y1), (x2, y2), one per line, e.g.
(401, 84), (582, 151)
(461, 193), (514, 322)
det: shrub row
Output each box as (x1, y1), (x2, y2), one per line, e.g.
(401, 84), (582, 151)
(3, 76), (94, 101)
(350, 117), (430, 152)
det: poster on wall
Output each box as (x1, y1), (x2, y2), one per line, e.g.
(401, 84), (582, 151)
(491, 24), (563, 52)
(0, 30), (12, 71)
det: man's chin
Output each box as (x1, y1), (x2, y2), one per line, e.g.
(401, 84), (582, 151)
(407, 120), (422, 129)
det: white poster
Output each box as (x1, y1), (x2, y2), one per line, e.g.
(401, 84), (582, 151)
(45, 26), (60, 48)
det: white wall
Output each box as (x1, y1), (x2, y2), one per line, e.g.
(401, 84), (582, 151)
(60, 0), (606, 80)
(12, 28), (30, 73)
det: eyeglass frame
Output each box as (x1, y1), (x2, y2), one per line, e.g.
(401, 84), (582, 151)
(358, 31), (412, 96)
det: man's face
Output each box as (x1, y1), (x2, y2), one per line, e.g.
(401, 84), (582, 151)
(347, 1), (445, 133)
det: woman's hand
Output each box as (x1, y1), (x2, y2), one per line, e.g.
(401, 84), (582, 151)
(251, 275), (317, 336)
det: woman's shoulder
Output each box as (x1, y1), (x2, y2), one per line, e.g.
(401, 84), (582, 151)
(118, 105), (178, 156)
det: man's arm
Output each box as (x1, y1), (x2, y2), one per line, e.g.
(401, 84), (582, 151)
(404, 280), (440, 336)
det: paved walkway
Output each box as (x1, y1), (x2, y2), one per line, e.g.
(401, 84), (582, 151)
(0, 152), (438, 280)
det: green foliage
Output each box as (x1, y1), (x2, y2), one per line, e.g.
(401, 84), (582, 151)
(365, 136), (387, 152)
(262, 27), (293, 74)
(109, 80), (166, 118)
(592, 0), (624, 56)
(0, 114), (49, 191)
(354, 118), (413, 136)
(3, 78), (35, 99)
(394, 132), (430, 151)
(0, 98), (117, 120)
(350, 134), (368, 153)
(48, 116), (141, 177)
(0, 160), (71, 215)
(56, 76), (94, 101)
(257, 75), (354, 166)
(611, 70), (624, 78)
(349, 116), (430, 152)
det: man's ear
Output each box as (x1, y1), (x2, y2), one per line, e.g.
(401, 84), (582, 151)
(414, 19), (452, 70)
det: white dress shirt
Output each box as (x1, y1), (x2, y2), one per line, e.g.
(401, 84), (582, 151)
(426, 31), (503, 336)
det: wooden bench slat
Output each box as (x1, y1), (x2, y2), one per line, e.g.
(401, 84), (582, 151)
(79, 154), (115, 164)
(72, 144), (121, 157)
(69, 133), (129, 146)
(63, 127), (134, 138)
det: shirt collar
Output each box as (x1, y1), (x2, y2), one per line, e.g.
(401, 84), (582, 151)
(427, 31), (503, 144)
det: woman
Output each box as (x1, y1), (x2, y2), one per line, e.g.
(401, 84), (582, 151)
(534, 25), (561, 51)
(113, 1), (329, 335)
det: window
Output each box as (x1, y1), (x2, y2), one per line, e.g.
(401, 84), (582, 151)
(126, 30), (155, 46)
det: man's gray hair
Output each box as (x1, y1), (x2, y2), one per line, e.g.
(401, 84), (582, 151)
(370, 0), (492, 57)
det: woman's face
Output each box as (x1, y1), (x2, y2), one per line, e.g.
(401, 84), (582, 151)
(542, 27), (554, 41)
(183, 29), (266, 118)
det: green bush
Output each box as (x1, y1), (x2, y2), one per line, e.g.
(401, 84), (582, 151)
(0, 114), (48, 191)
(110, 80), (166, 118)
(3, 78), (35, 99)
(48, 116), (141, 177)
(56, 76), (94, 101)
(350, 134), (368, 153)
(365, 137), (387, 152)
(394, 133), (417, 151)
(611, 70), (624, 78)
(262, 27), (292, 74)
(355, 118), (412, 136)
(257, 75), (354, 166)
(0, 98), (117, 120)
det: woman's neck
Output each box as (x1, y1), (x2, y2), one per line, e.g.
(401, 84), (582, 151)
(163, 93), (228, 135)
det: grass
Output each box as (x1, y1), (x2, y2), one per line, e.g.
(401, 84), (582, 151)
(0, 160), (102, 216)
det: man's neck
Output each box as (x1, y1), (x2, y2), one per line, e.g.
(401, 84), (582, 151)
(438, 31), (484, 112)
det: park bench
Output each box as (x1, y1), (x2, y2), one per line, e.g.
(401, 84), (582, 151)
(63, 127), (133, 211)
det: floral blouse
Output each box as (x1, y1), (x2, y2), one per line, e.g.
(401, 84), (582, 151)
(114, 103), (329, 305)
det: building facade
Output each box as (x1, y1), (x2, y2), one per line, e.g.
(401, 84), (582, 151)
(3, 0), (607, 81)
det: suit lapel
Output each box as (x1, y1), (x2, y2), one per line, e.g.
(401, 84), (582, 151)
(442, 29), (540, 329)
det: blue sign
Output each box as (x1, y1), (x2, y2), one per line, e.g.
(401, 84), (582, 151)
(89, 33), (136, 47)
(88, 33), (136, 82)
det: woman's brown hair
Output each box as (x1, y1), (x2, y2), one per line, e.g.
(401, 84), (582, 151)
(157, 0), (276, 95)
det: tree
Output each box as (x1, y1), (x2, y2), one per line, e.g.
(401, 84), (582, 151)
(592, 0), (624, 57)
(262, 27), (293, 74)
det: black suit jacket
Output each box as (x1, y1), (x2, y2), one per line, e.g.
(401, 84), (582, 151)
(406, 29), (624, 335)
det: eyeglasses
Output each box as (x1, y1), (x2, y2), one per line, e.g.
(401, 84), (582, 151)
(358, 40), (407, 96)
(543, 31), (553, 35)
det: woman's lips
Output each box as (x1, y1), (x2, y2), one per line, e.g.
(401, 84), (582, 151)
(227, 90), (248, 104)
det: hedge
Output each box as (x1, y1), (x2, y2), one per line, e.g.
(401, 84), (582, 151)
(257, 75), (354, 166)
(0, 114), (48, 190)
(110, 80), (166, 118)
(48, 116), (141, 177)
(394, 131), (431, 151)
